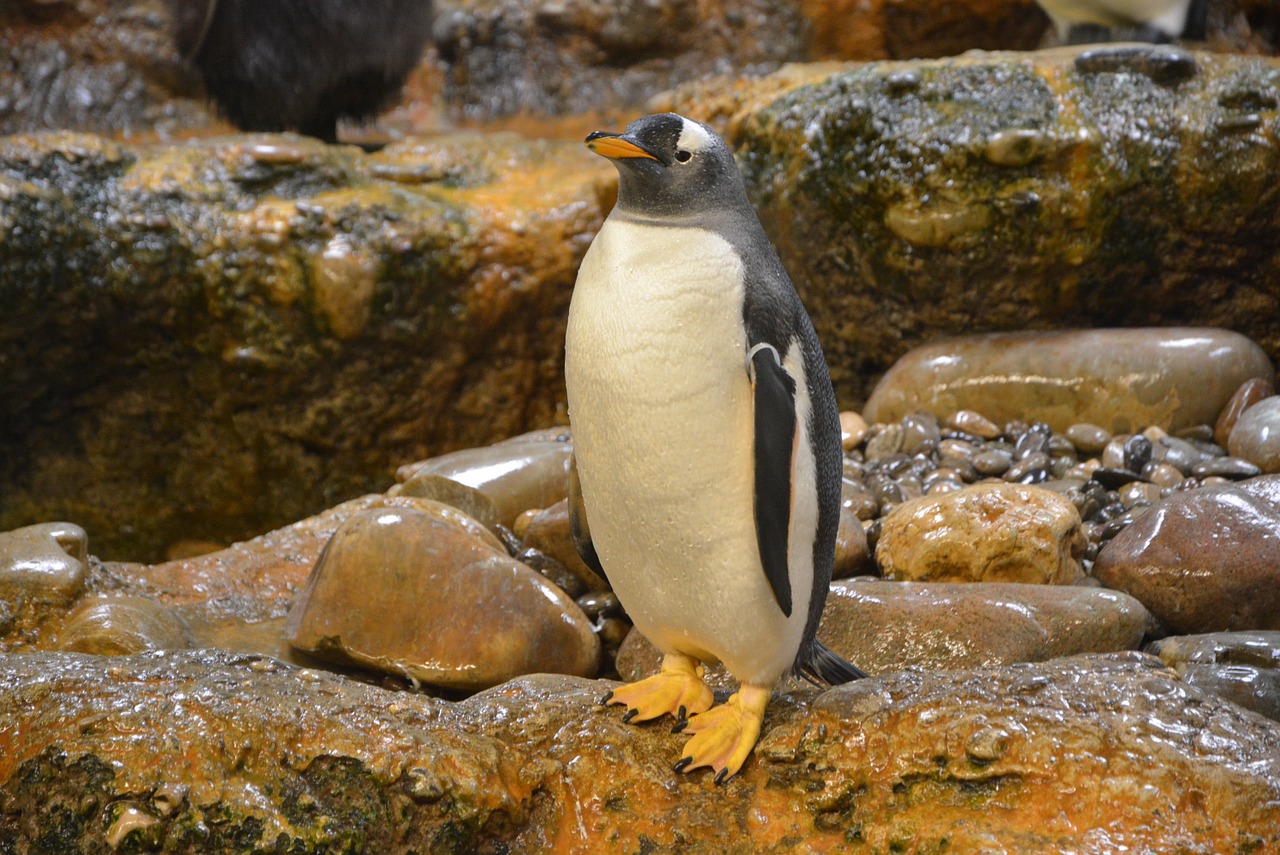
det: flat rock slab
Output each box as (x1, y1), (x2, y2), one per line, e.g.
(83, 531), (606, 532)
(2, 649), (1277, 852)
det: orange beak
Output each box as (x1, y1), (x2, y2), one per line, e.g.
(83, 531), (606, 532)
(585, 132), (658, 160)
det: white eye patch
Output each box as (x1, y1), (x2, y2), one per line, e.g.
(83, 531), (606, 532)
(677, 118), (714, 154)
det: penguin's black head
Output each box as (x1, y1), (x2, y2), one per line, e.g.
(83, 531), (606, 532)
(585, 113), (749, 220)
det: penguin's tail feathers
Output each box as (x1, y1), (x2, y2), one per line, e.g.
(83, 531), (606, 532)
(796, 640), (867, 687)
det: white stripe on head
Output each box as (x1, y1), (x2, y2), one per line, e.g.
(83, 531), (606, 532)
(677, 118), (715, 154)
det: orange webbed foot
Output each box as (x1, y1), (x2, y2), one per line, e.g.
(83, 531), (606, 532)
(603, 652), (714, 724)
(673, 684), (771, 784)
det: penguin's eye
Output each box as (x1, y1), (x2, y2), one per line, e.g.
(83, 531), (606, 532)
(675, 150), (692, 163)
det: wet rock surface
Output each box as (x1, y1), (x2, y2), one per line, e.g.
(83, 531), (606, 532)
(2, 649), (1276, 852)
(864, 328), (1275, 434)
(619, 578), (1151, 683)
(876, 481), (1087, 584)
(0, 132), (609, 561)
(1093, 475), (1280, 634)
(285, 506), (599, 689)
(670, 48), (1280, 406)
(0, 522), (89, 643)
(1149, 630), (1280, 722)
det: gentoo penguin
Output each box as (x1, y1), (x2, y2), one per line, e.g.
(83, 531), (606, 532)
(564, 112), (865, 783)
(1036, 0), (1207, 43)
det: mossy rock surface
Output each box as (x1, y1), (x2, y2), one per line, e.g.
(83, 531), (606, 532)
(670, 47), (1280, 404)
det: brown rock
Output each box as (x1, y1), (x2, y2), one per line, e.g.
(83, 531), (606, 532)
(818, 578), (1150, 673)
(877, 482), (1087, 584)
(520, 499), (609, 594)
(286, 506), (599, 689)
(0, 521), (89, 644)
(833, 505), (873, 579)
(1147, 631), (1280, 722)
(3, 648), (1277, 851)
(1228, 396), (1280, 474)
(619, 576), (1149, 681)
(1216, 376), (1276, 447)
(396, 432), (573, 529)
(55, 595), (193, 655)
(1094, 475), (1280, 634)
(863, 328), (1275, 435)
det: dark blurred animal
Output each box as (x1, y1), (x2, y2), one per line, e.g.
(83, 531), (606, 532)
(169, 0), (434, 142)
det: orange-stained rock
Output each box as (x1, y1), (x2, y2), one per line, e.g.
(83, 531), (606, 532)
(1, 649), (1276, 851)
(863, 328), (1276, 435)
(286, 506), (599, 689)
(876, 482), (1087, 584)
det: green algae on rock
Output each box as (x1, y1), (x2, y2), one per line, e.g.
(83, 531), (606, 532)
(0, 132), (610, 561)
(668, 47), (1280, 407)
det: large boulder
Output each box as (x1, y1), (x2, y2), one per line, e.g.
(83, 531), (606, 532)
(0, 133), (609, 560)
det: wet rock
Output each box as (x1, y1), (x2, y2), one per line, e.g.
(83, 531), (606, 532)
(669, 50), (1280, 407)
(862, 328), (1274, 434)
(2, 648), (1277, 850)
(833, 505), (873, 579)
(98, 494), (504, 666)
(798, 652), (1280, 852)
(391, 472), (500, 530)
(1148, 631), (1280, 722)
(1216, 376), (1275, 447)
(1094, 475), (1280, 634)
(818, 578), (1150, 673)
(519, 499), (609, 594)
(286, 506), (599, 689)
(877, 482), (1087, 584)
(394, 432), (573, 528)
(0, 522), (89, 643)
(56, 595), (193, 655)
(1229, 395), (1280, 473)
(0, 133), (608, 561)
(620, 576), (1149, 681)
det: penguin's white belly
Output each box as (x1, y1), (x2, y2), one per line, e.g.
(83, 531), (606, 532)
(565, 219), (810, 686)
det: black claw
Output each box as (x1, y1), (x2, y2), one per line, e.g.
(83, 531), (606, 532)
(670, 719), (688, 734)
(677, 705), (687, 721)
(714, 768), (731, 786)
(599, 690), (614, 706)
(673, 756), (693, 773)
(621, 708), (638, 724)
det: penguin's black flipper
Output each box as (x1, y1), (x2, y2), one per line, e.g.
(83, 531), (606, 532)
(797, 639), (867, 687)
(568, 451), (609, 584)
(748, 341), (797, 619)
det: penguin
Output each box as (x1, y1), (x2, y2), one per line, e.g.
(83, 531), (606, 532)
(1035, 0), (1207, 43)
(564, 112), (865, 784)
(167, 0), (434, 142)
